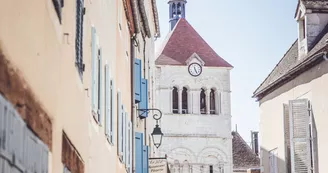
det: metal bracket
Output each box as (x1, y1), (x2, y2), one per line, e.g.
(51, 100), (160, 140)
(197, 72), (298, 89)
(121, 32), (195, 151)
(137, 108), (162, 121)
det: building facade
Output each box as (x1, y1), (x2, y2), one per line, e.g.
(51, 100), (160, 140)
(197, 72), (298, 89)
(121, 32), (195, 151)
(153, 1), (233, 172)
(0, 0), (159, 173)
(253, 1), (328, 173)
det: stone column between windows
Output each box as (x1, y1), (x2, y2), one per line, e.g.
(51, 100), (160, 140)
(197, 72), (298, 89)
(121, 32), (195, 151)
(178, 88), (183, 114)
(205, 89), (211, 115)
(169, 87), (173, 113)
(187, 90), (192, 114)
(214, 90), (220, 115)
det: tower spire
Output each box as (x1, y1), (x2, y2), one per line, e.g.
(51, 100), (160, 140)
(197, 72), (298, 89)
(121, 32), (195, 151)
(168, 0), (187, 31)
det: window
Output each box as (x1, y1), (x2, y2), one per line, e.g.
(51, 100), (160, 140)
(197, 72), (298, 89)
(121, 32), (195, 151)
(209, 165), (213, 173)
(53, 0), (64, 23)
(172, 87), (179, 114)
(200, 88), (206, 114)
(210, 89), (216, 114)
(182, 87), (188, 114)
(300, 19), (306, 40)
(75, 0), (85, 79)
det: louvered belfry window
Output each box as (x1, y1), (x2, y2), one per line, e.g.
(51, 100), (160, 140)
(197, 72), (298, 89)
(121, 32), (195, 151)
(75, 0), (85, 79)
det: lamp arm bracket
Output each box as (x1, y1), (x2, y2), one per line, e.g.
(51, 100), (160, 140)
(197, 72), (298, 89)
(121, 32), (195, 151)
(136, 108), (162, 120)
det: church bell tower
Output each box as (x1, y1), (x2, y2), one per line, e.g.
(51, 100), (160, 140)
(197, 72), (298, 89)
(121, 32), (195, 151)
(169, 0), (186, 31)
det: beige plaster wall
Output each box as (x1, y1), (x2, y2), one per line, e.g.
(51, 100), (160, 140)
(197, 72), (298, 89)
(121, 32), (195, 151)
(259, 59), (328, 173)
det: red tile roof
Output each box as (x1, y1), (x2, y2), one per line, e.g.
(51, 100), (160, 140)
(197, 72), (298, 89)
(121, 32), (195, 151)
(155, 18), (233, 67)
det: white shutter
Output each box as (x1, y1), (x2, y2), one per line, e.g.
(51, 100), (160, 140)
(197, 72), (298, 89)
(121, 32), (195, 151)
(289, 99), (311, 173)
(283, 104), (291, 173)
(122, 108), (126, 164)
(10, 109), (25, 170)
(269, 149), (278, 173)
(0, 95), (11, 160)
(117, 91), (123, 159)
(128, 121), (132, 173)
(309, 106), (318, 173)
(105, 64), (111, 137)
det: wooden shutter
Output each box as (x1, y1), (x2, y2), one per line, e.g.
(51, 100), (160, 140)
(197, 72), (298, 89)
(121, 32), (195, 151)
(110, 80), (115, 144)
(10, 109), (25, 170)
(283, 104), (291, 173)
(309, 106), (318, 173)
(128, 121), (133, 173)
(105, 64), (111, 137)
(143, 146), (149, 173)
(0, 95), (11, 161)
(98, 48), (103, 124)
(135, 132), (144, 173)
(124, 112), (129, 167)
(122, 108), (127, 164)
(135, 59), (142, 103)
(139, 78), (148, 118)
(289, 99), (311, 173)
(91, 27), (98, 113)
(117, 91), (122, 158)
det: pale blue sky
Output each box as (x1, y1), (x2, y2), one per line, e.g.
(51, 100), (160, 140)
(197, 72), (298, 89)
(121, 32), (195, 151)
(154, 0), (298, 142)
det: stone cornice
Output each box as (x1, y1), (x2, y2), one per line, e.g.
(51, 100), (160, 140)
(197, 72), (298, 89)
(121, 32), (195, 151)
(163, 133), (232, 139)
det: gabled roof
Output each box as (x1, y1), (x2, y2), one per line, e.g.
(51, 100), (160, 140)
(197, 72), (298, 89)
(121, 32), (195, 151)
(294, 0), (328, 18)
(232, 131), (260, 170)
(155, 18), (233, 67)
(253, 23), (328, 99)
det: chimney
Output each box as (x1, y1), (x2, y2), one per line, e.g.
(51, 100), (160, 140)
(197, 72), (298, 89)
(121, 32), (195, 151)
(251, 131), (259, 156)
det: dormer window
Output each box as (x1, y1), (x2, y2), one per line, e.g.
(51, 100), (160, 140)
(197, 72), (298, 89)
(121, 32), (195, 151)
(300, 18), (306, 40)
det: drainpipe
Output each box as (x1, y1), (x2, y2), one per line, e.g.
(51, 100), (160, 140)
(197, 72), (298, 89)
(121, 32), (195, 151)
(142, 34), (147, 145)
(131, 34), (136, 172)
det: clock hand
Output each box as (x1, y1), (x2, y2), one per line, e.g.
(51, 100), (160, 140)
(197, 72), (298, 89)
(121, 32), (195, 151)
(194, 66), (197, 73)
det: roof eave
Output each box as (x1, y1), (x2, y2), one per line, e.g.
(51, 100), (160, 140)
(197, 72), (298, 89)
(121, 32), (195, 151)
(151, 0), (161, 38)
(253, 50), (327, 100)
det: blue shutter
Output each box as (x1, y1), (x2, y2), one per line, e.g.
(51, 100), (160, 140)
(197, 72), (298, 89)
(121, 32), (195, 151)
(98, 48), (103, 124)
(139, 78), (148, 118)
(134, 59), (142, 103)
(143, 146), (149, 173)
(117, 91), (122, 157)
(110, 80), (115, 144)
(105, 64), (110, 136)
(135, 132), (144, 173)
(91, 27), (98, 113)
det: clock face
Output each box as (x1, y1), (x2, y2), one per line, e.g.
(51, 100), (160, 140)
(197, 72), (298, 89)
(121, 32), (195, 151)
(188, 63), (202, 77)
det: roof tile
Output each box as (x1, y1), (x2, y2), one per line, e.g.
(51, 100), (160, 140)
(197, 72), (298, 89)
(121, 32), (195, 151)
(155, 18), (233, 67)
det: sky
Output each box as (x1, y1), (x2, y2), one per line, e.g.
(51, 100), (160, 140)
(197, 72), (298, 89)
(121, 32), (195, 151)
(154, 0), (299, 143)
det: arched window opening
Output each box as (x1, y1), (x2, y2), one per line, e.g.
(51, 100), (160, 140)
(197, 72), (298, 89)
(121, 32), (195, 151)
(209, 165), (213, 173)
(210, 89), (216, 114)
(177, 3), (182, 17)
(172, 87), (179, 114)
(172, 3), (176, 17)
(200, 88), (206, 114)
(183, 160), (190, 173)
(182, 87), (188, 114)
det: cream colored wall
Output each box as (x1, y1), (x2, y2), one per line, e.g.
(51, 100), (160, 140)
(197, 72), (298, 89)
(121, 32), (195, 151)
(259, 59), (328, 173)
(0, 0), (132, 173)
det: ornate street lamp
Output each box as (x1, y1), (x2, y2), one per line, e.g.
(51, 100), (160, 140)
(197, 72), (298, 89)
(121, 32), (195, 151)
(151, 124), (163, 148)
(137, 108), (164, 148)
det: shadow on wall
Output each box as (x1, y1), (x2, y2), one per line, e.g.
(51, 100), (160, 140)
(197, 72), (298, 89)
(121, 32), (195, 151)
(260, 111), (319, 173)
